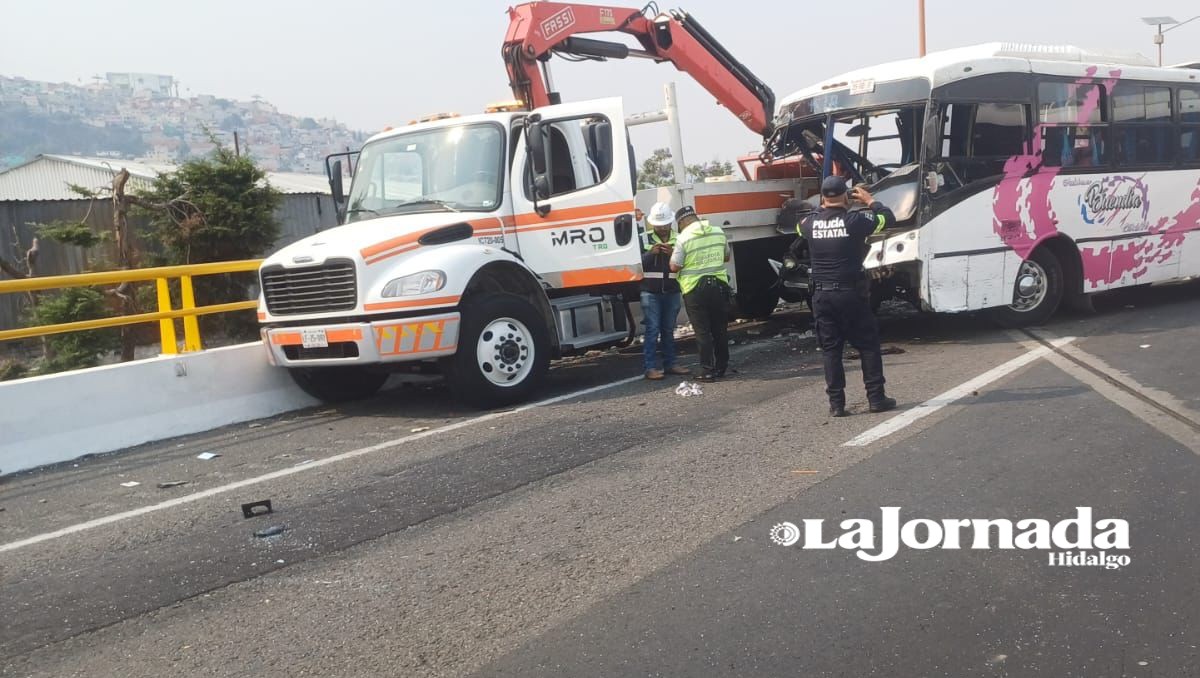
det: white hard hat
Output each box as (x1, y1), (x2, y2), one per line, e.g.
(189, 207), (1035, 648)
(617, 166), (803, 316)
(646, 201), (674, 226)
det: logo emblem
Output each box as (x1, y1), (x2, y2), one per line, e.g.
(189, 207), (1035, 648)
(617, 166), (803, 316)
(769, 522), (801, 546)
(540, 7), (576, 40)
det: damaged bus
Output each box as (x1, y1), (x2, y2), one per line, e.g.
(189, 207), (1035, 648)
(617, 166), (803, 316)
(767, 43), (1200, 325)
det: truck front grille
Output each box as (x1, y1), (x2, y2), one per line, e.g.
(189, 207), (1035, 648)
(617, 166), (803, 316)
(261, 259), (357, 315)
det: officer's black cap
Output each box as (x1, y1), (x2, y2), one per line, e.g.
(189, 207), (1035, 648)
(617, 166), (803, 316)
(675, 206), (698, 222)
(821, 175), (849, 197)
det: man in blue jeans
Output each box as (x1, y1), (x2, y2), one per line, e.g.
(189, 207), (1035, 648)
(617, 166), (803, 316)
(641, 201), (690, 380)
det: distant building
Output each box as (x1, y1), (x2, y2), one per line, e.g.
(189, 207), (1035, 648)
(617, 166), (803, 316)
(0, 154), (341, 329)
(105, 72), (176, 97)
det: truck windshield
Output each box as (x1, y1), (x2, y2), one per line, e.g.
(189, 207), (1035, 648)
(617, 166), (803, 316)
(346, 123), (504, 222)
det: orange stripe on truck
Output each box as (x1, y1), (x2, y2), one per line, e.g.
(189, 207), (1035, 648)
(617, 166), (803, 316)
(695, 191), (793, 214)
(270, 328), (364, 346)
(512, 200), (633, 227)
(559, 266), (641, 287)
(359, 204), (631, 264)
(363, 294), (461, 312)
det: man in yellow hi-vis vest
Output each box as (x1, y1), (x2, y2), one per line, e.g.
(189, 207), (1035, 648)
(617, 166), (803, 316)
(669, 206), (732, 382)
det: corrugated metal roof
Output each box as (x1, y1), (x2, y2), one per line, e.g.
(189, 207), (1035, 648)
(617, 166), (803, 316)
(0, 154), (333, 201)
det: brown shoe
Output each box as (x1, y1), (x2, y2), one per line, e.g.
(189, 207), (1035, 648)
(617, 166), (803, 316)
(665, 365), (691, 376)
(644, 369), (665, 380)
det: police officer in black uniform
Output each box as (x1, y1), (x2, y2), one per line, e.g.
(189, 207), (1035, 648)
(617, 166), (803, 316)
(797, 175), (898, 417)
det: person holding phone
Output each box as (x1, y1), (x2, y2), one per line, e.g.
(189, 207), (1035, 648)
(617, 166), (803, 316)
(640, 201), (690, 380)
(797, 176), (898, 417)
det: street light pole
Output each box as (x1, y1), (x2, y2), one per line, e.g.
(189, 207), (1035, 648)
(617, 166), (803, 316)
(918, 0), (927, 56)
(1143, 15), (1200, 67)
(1155, 23), (1164, 66)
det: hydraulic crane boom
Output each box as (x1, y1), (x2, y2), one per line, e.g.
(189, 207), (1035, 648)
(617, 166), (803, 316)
(502, 2), (775, 138)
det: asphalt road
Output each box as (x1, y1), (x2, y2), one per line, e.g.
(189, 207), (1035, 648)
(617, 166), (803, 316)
(2, 282), (1198, 678)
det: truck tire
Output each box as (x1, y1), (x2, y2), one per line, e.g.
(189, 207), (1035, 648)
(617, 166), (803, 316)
(989, 247), (1064, 328)
(443, 293), (551, 408)
(288, 366), (388, 403)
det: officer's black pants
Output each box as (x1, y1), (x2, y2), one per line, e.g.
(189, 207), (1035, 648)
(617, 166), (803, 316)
(683, 277), (730, 375)
(811, 288), (886, 403)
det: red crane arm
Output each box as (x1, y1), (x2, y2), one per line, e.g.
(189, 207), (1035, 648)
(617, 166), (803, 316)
(502, 2), (775, 138)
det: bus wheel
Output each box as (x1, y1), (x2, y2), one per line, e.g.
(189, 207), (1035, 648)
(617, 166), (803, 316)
(990, 247), (1064, 327)
(443, 293), (551, 408)
(289, 366), (388, 403)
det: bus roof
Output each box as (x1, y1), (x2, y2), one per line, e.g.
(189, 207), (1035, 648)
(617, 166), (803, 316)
(778, 42), (1199, 114)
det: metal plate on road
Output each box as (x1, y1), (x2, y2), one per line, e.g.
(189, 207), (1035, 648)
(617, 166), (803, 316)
(301, 329), (328, 348)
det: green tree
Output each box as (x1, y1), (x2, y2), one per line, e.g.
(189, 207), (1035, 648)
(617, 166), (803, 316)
(637, 148), (674, 189)
(136, 144), (281, 340)
(636, 148), (736, 189)
(137, 144), (281, 264)
(28, 287), (119, 374)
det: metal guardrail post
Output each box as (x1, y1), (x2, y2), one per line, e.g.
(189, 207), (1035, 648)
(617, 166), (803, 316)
(155, 278), (178, 355)
(0, 259), (262, 349)
(179, 275), (202, 352)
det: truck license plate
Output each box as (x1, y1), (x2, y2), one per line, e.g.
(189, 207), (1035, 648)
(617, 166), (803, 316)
(301, 329), (328, 348)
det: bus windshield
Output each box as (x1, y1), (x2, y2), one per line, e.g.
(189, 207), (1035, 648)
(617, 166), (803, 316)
(346, 123), (504, 222)
(791, 105), (926, 186)
(789, 105), (926, 222)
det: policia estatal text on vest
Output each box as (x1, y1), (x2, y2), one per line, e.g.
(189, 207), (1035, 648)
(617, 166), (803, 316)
(796, 176), (898, 417)
(669, 206), (732, 382)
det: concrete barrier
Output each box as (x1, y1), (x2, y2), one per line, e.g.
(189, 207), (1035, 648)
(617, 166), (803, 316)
(0, 343), (319, 476)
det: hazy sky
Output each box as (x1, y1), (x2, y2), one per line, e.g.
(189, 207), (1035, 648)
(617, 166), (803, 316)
(3, 0), (1199, 164)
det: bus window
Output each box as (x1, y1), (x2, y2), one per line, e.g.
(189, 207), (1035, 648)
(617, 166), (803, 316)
(935, 102), (1027, 185)
(1112, 84), (1173, 166)
(1180, 87), (1200, 165)
(1037, 82), (1108, 169)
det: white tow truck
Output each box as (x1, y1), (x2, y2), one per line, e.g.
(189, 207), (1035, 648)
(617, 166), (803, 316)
(256, 2), (815, 406)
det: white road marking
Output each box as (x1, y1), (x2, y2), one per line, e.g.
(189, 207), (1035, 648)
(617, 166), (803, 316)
(1022, 330), (1200, 456)
(0, 374), (646, 555)
(842, 336), (1076, 447)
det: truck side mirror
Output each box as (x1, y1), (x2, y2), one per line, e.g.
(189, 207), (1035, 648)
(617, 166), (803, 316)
(527, 119), (548, 176)
(532, 174), (551, 202)
(329, 159), (346, 222)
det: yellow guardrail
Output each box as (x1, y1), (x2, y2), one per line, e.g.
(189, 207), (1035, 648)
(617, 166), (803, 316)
(0, 259), (263, 355)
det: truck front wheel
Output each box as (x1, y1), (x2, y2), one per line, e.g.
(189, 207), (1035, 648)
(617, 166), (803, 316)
(288, 366), (388, 403)
(443, 293), (551, 408)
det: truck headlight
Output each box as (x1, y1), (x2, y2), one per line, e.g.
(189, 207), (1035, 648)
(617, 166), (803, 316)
(381, 270), (446, 297)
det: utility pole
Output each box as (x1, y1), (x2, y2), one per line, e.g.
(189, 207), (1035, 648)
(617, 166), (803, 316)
(918, 0), (927, 56)
(233, 131), (241, 157)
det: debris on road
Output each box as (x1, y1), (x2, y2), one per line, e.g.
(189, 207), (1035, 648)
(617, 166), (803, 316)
(119, 481), (140, 488)
(196, 452), (221, 460)
(254, 525), (286, 538)
(241, 500), (274, 519)
(410, 426), (431, 433)
(675, 381), (704, 397)
(791, 470), (819, 475)
(733, 536), (742, 542)
(248, 422), (263, 429)
(1139, 344), (1151, 349)
(294, 459), (315, 466)
(157, 481), (189, 489)
(844, 345), (906, 360)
